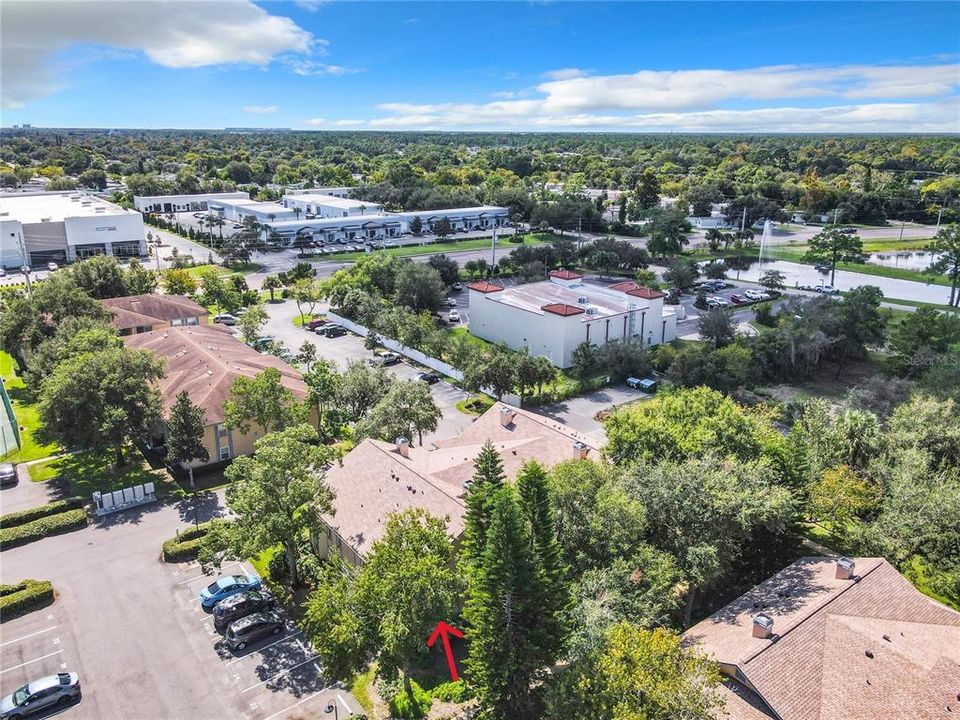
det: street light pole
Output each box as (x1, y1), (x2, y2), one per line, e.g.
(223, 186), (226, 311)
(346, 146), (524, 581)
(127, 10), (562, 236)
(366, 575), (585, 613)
(324, 701), (339, 720)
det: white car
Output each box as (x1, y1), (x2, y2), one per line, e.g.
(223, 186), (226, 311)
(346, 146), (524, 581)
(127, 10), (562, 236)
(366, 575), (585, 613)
(47, 262), (59, 271)
(0, 268), (6, 277)
(816, 285), (838, 294)
(448, 310), (461, 322)
(706, 297), (730, 308)
(446, 298), (458, 307)
(744, 289), (767, 301)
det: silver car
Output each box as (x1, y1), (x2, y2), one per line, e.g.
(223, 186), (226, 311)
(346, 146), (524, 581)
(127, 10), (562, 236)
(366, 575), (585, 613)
(0, 462), (16, 488)
(1, 673), (81, 719)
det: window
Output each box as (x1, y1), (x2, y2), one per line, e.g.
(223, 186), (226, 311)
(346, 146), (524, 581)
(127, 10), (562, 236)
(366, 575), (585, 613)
(215, 424), (231, 461)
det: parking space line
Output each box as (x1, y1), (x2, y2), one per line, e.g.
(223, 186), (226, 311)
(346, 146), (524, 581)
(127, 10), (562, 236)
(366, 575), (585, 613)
(176, 561), (243, 585)
(240, 655), (319, 693)
(226, 631), (302, 665)
(260, 686), (333, 720)
(0, 649), (64, 675)
(0, 625), (57, 647)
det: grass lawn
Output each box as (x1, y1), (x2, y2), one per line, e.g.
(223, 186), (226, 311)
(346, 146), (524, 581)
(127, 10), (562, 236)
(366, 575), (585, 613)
(27, 447), (174, 499)
(0, 351), (60, 463)
(349, 665), (377, 715)
(292, 312), (325, 327)
(456, 395), (495, 416)
(332, 233), (553, 263)
(447, 326), (491, 351)
(184, 262), (262, 278)
(249, 545), (280, 579)
(877, 296), (956, 310)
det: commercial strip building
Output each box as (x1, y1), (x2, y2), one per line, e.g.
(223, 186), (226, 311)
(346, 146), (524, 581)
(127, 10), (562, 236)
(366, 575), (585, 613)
(101, 294), (208, 336)
(467, 271), (677, 368)
(281, 193), (381, 218)
(0, 191), (146, 268)
(133, 192), (250, 214)
(124, 324), (312, 467)
(685, 556), (960, 720)
(315, 403), (597, 566)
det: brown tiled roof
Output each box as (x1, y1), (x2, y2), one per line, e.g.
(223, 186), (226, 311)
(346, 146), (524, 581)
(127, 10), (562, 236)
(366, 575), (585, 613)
(608, 280), (640, 292)
(541, 302), (585, 317)
(625, 286), (666, 299)
(466, 280), (504, 294)
(102, 294), (208, 330)
(322, 403), (597, 559)
(123, 324), (308, 425)
(548, 269), (583, 280)
(686, 557), (960, 720)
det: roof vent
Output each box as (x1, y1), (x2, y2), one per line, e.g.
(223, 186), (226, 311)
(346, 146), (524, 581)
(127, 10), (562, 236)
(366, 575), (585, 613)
(836, 557), (856, 580)
(395, 437), (410, 458)
(499, 406), (516, 427)
(577, 296), (587, 304)
(752, 613), (774, 639)
(573, 441), (589, 460)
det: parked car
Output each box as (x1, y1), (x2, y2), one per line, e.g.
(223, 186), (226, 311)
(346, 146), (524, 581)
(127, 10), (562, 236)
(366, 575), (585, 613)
(369, 351), (401, 366)
(445, 298), (458, 307)
(448, 310), (461, 322)
(224, 611), (285, 651)
(450, 282), (463, 292)
(200, 573), (261, 609)
(816, 285), (839, 294)
(213, 590), (276, 630)
(838, 226), (857, 234)
(383, 241), (398, 248)
(798, 283), (816, 291)
(418, 372), (440, 384)
(744, 289), (767, 301)
(213, 314), (238, 326)
(306, 318), (329, 330)
(1, 672), (81, 719)
(46, 262), (59, 272)
(0, 463), (17, 488)
(706, 297), (730, 308)
(251, 336), (274, 351)
(320, 325), (346, 338)
(232, 224), (243, 230)
(0, 268), (6, 277)
(730, 294), (749, 305)
(814, 263), (832, 273)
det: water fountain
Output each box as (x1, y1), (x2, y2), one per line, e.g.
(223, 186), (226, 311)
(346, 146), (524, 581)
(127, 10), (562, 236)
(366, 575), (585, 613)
(758, 219), (772, 266)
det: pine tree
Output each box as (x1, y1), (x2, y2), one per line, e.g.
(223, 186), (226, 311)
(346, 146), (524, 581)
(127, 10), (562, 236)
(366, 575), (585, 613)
(166, 390), (209, 489)
(461, 440), (506, 570)
(464, 486), (542, 720)
(516, 461), (568, 664)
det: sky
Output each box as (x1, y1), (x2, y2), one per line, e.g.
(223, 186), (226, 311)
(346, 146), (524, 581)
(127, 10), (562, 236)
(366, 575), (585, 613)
(2, 1), (959, 132)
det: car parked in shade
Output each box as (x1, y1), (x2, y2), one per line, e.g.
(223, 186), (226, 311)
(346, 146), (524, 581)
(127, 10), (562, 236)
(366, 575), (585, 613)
(199, 573), (261, 609)
(213, 314), (238, 326)
(448, 310), (461, 322)
(225, 611), (285, 651)
(320, 325), (346, 338)
(213, 590), (276, 630)
(1, 672), (81, 719)
(0, 463), (17, 488)
(417, 371), (440, 384)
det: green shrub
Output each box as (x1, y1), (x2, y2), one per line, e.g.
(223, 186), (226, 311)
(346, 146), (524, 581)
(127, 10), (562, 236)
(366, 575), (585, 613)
(162, 522), (212, 562)
(0, 579), (54, 620)
(754, 301), (776, 327)
(388, 680), (432, 719)
(430, 680), (474, 702)
(0, 509), (88, 550)
(268, 548), (290, 581)
(1, 498), (84, 529)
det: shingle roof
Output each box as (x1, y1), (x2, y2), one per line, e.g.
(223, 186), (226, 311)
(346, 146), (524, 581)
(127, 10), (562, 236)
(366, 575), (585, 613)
(321, 403), (597, 558)
(541, 302), (585, 317)
(102, 294), (208, 330)
(466, 280), (505, 293)
(686, 557), (960, 720)
(123, 324), (308, 425)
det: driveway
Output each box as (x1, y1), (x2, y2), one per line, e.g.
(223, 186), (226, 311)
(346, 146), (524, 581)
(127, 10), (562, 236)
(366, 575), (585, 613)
(0, 461), (70, 514)
(0, 494), (361, 720)
(534, 385), (652, 446)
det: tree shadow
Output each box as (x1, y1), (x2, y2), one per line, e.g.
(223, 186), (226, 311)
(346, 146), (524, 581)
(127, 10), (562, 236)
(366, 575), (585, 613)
(174, 491), (228, 525)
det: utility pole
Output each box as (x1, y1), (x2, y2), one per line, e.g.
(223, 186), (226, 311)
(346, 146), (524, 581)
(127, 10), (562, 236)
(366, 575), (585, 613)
(740, 206), (747, 233)
(15, 230), (32, 300)
(490, 227), (497, 270)
(898, 217), (906, 243)
(936, 206), (944, 232)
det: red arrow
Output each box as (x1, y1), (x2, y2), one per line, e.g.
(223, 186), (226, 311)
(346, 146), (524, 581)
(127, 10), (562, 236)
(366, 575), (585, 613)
(426, 620), (464, 682)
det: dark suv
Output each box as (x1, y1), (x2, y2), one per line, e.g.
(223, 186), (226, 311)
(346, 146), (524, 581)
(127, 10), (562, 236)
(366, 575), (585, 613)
(213, 590), (276, 631)
(225, 611), (285, 651)
(320, 325), (346, 338)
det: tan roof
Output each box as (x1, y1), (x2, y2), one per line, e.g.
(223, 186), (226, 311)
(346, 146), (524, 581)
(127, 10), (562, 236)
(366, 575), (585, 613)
(102, 294), (208, 331)
(123, 324), (308, 425)
(686, 557), (960, 720)
(322, 403), (597, 558)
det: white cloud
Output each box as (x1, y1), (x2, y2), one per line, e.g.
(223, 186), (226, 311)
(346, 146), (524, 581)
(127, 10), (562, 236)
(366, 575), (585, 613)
(1, 0), (314, 108)
(542, 68), (588, 81)
(286, 59), (363, 77)
(243, 105), (279, 114)
(303, 118), (366, 127)
(294, 0), (328, 12)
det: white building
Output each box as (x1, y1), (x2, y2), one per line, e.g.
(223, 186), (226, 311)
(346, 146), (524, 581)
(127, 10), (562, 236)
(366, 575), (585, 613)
(467, 270), (677, 368)
(284, 187), (354, 199)
(206, 198), (296, 224)
(133, 192), (250, 214)
(1, 191), (146, 268)
(281, 193), (380, 219)
(688, 214), (733, 230)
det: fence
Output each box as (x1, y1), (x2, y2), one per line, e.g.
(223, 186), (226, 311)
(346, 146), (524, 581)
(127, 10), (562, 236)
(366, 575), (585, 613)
(0, 377), (21, 458)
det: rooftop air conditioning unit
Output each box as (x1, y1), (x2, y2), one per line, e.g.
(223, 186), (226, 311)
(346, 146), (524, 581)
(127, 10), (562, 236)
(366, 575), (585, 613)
(577, 296), (588, 304)
(585, 308), (596, 315)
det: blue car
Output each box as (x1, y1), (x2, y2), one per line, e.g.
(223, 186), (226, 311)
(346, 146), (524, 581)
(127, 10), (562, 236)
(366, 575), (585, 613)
(199, 573), (261, 609)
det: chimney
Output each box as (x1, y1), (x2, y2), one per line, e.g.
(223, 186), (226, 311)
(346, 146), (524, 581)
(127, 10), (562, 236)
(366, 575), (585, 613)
(573, 441), (589, 460)
(752, 613), (774, 639)
(835, 556), (856, 580)
(395, 437), (410, 458)
(499, 406), (516, 427)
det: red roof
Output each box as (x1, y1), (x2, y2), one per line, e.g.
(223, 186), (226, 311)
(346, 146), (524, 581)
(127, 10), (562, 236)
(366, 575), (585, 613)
(626, 286), (666, 299)
(466, 280), (504, 294)
(541, 303), (585, 317)
(548, 269), (583, 280)
(608, 281), (639, 292)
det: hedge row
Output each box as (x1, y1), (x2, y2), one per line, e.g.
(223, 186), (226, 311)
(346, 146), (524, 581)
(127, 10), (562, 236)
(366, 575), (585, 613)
(0, 509), (88, 550)
(162, 522), (212, 563)
(0, 579), (55, 621)
(1, 498), (84, 529)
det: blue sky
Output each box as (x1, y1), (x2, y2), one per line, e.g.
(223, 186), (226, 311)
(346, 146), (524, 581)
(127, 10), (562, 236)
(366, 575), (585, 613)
(3, 1), (959, 132)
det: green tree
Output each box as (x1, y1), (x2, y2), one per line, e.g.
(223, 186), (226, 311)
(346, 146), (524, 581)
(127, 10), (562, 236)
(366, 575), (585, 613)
(703, 260), (727, 280)
(38, 347), (165, 467)
(238, 305), (267, 344)
(569, 341), (598, 383)
(291, 279), (323, 324)
(759, 269), (787, 291)
(160, 268), (198, 296)
(224, 367), (307, 435)
(165, 390), (209, 489)
(393, 262), (446, 312)
(198, 268), (239, 316)
(698, 308), (736, 347)
(926, 223), (960, 307)
(461, 440), (507, 572)
(543, 623), (722, 720)
(26, 318), (121, 392)
(262, 274), (282, 302)
(645, 208), (691, 257)
(360, 379), (442, 446)
(433, 216), (453, 239)
(303, 358), (341, 430)
(337, 360), (393, 421)
(296, 340), (317, 372)
(808, 465), (879, 531)
(216, 424), (335, 585)
(124, 259), (157, 295)
(662, 258), (700, 289)
(805, 226), (864, 286)
(68, 254), (128, 299)
(427, 253), (460, 286)
(632, 168), (661, 212)
(409, 215), (423, 235)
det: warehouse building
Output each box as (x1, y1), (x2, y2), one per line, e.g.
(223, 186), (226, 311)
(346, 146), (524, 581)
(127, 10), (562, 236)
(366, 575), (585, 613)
(1, 191), (146, 268)
(281, 193), (381, 218)
(133, 191), (250, 214)
(467, 271), (677, 368)
(206, 197), (296, 224)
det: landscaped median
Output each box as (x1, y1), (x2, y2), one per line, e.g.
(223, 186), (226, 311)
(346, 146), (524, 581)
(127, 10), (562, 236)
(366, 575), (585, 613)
(0, 498), (88, 550)
(161, 521), (213, 562)
(0, 579), (56, 621)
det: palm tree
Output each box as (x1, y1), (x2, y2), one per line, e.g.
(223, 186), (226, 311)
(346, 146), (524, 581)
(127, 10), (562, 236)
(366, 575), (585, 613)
(263, 275), (282, 302)
(293, 207), (302, 221)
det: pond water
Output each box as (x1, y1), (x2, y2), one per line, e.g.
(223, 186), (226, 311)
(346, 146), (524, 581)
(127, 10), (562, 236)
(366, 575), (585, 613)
(865, 250), (941, 271)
